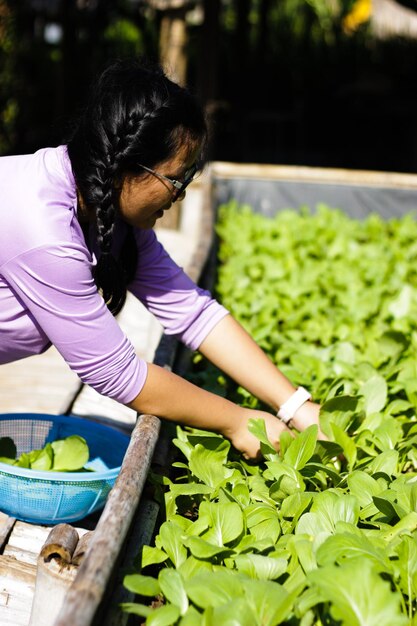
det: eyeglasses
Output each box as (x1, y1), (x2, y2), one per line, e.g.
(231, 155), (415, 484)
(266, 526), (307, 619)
(138, 162), (199, 202)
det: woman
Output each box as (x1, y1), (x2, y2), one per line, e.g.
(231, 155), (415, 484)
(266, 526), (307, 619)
(0, 59), (320, 459)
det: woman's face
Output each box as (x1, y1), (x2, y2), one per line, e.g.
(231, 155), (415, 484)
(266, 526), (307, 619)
(118, 142), (201, 230)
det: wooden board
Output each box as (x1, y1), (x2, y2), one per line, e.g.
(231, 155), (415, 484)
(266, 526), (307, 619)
(0, 348), (80, 415)
(0, 521), (89, 626)
(0, 555), (36, 626)
(0, 513), (16, 552)
(211, 161), (417, 189)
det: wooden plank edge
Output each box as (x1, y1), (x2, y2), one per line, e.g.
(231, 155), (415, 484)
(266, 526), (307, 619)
(0, 514), (16, 553)
(53, 413), (161, 626)
(100, 499), (160, 626)
(209, 161), (417, 189)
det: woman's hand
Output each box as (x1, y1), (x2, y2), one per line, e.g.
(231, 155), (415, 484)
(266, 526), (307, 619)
(223, 408), (293, 460)
(291, 400), (326, 439)
(199, 317), (325, 443)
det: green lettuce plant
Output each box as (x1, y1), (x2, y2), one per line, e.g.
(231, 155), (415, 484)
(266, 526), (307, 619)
(123, 203), (417, 625)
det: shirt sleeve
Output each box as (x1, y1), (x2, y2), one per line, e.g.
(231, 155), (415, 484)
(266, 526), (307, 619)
(129, 229), (230, 350)
(1, 243), (147, 404)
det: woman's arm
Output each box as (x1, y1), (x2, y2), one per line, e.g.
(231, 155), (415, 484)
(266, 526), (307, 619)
(127, 363), (291, 459)
(198, 314), (322, 434)
(128, 230), (321, 443)
(127, 314), (323, 459)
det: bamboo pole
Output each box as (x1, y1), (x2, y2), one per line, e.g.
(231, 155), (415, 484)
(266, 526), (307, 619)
(101, 499), (160, 626)
(39, 524), (79, 563)
(72, 531), (94, 566)
(53, 413), (161, 626)
(29, 524), (89, 626)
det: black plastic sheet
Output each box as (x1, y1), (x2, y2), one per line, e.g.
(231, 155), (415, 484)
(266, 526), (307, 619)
(213, 177), (417, 219)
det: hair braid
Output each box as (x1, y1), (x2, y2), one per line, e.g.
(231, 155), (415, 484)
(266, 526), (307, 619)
(92, 151), (125, 310)
(66, 58), (207, 315)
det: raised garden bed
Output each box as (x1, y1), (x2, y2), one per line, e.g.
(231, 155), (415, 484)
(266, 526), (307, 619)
(121, 162), (417, 626)
(3, 163), (417, 626)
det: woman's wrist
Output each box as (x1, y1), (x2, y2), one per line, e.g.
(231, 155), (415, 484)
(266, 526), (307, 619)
(276, 386), (312, 424)
(291, 400), (321, 431)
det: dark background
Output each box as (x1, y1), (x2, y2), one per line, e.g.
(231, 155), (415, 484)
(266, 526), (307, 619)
(1, 0), (417, 173)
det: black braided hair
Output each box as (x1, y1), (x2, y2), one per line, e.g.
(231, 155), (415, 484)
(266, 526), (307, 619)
(66, 58), (207, 315)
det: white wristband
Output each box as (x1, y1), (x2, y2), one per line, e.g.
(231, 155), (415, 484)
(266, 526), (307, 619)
(277, 387), (312, 424)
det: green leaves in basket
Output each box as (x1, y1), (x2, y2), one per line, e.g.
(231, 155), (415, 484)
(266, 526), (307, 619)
(27, 444), (54, 470)
(0, 435), (90, 472)
(51, 435), (90, 471)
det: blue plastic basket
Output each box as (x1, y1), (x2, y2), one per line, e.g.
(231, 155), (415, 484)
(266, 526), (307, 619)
(0, 413), (130, 525)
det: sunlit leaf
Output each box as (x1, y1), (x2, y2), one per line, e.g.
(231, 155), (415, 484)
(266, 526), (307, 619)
(330, 423), (357, 470)
(245, 503), (281, 542)
(147, 603), (181, 626)
(391, 535), (417, 601)
(284, 425), (317, 470)
(368, 450), (399, 476)
(316, 531), (391, 571)
(189, 443), (233, 488)
(308, 560), (408, 626)
(231, 553), (288, 580)
(242, 578), (295, 626)
(185, 536), (232, 559)
(248, 418), (278, 457)
(178, 556), (213, 580)
(50, 435), (89, 471)
(140, 546), (168, 570)
(199, 501), (244, 545)
(120, 602), (152, 617)
(158, 521), (188, 567)
(209, 598), (255, 626)
(178, 606), (203, 626)
(29, 443), (53, 470)
(185, 571), (244, 609)
(123, 573), (160, 597)
(159, 569), (188, 615)
(360, 375), (388, 416)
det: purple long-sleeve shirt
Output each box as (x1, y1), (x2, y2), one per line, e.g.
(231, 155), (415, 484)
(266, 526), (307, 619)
(0, 146), (228, 403)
